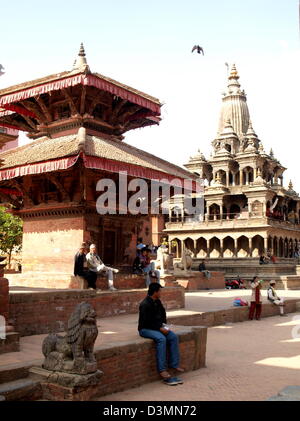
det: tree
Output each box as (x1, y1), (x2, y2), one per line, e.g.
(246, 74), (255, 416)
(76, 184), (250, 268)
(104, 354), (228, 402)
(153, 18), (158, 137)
(0, 206), (23, 266)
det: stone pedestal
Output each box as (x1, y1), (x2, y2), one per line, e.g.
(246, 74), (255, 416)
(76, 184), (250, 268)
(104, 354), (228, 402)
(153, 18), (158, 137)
(29, 366), (103, 401)
(160, 274), (180, 287)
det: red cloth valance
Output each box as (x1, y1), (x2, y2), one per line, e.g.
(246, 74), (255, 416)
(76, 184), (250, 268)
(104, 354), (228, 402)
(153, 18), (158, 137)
(0, 74), (161, 115)
(82, 155), (193, 189)
(0, 153), (197, 191)
(0, 155), (79, 181)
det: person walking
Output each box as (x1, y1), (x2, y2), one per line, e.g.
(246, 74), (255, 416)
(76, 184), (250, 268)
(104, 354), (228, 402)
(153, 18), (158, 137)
(267, 281), (287, 317)
(249, 276), (263, 320)
(86, 244), (119, 291)
(138, 283), (184, 385)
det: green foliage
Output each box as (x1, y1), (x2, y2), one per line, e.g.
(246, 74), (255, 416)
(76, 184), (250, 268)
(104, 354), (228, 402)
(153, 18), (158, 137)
(0, 206), (23, 263)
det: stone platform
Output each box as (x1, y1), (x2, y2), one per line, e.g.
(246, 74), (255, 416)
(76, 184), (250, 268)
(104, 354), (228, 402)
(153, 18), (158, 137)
(7, 272), (148, 290)
(175, 271), (225, 290)
(8, 286), (184, 336)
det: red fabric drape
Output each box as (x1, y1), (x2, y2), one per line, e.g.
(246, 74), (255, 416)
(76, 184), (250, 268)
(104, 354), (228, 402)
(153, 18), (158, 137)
(0, 74), (161, 115)
(0, 156), (79, 181)
(82, 154), (191, 188)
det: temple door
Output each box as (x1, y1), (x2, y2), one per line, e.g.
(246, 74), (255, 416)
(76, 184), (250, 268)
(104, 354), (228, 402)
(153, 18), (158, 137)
(103, 230), (116, 265)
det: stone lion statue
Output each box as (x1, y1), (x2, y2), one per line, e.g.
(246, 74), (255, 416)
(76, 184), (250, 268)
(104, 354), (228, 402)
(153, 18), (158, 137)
(42, 302), (98, 375)
(174, 249), (193, 272)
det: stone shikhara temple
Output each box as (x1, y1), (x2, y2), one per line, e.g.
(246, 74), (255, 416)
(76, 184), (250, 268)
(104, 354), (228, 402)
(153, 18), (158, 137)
(166, 64), (300, 266)
(0, 44), (193, 285)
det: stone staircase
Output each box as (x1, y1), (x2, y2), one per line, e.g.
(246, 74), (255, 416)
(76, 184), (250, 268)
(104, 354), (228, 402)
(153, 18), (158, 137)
(0, 363), (42, 401)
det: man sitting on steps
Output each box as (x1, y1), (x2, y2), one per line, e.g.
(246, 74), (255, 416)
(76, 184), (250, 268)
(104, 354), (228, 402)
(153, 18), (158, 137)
(86, 244), (119, 291)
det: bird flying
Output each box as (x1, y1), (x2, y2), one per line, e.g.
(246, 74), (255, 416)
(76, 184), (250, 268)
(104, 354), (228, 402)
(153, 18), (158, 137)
(191, 45), (204, 55)
(0, 64), (5, 76)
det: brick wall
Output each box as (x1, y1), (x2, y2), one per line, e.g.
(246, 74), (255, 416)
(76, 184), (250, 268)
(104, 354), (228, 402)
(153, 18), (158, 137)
(22, 215), (85, 274)
(9, 287), (185, 336)
(94, 327), (207, 398)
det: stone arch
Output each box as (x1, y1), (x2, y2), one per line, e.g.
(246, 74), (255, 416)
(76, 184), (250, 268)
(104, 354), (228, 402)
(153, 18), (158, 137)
(223, 236), (234, 258)
(196, 237), (207, 258)
(237, 236), (249, 257)
(170, 238), (182, 258)
(229, 204), (241, 219)
(184, 237), (196, 257)
(273, 236), (278, 257)
(279, 237), (284, 257)
(170, 205), (183, 221)
(209, 203), (221, 220)
(209, 237), (221, 258)
(252, 235), (264, 257)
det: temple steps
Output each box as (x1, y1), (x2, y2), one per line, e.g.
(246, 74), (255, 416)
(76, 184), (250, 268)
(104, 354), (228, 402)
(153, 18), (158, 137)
(0, 377), (41, 401)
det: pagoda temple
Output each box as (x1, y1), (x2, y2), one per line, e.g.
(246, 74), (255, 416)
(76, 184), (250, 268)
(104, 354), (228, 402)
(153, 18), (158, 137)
(165, 64), (300, 265)
(0, 44), (194, 284)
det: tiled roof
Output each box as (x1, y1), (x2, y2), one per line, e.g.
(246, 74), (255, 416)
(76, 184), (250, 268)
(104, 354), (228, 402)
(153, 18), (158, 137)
(0, 134), (194, 180)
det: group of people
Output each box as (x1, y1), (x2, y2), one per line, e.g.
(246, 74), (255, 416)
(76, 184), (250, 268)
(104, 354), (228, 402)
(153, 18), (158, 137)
(249, 276), (287, 320)
(74, 243), (119, 291)
(133, 238), (161, 286)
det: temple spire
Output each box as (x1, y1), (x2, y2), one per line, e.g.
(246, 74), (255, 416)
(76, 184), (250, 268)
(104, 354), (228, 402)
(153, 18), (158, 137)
(217, 63), (250, 142)
(73, 43), (90, 72)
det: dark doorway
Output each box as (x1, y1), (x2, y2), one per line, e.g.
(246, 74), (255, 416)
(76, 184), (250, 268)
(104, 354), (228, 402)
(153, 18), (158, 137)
(103, 230), (116, 265)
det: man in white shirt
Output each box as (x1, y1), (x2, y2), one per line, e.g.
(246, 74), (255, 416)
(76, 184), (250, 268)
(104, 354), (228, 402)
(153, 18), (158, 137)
(267, 280), (287, 316)
(86, 244), (119, 291)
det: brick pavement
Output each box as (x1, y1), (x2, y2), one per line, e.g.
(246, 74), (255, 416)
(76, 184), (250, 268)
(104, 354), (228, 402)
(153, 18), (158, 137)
(95, 313), (300, 401)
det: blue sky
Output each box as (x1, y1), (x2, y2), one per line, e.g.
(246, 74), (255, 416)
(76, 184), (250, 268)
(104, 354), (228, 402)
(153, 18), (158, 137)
(1, 0), (299, 188)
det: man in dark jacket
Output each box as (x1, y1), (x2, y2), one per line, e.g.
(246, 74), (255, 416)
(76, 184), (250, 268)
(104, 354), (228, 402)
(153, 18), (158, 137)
(138, 283), (184, 385)
(74, 243), (94, 288)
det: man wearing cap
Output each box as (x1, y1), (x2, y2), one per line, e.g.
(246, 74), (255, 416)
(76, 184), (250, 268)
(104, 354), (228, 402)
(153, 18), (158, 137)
(267, 281), (287, 316)
(74, 243), (91, 288)
(86, 244), (119, 291)
(138, 283), (184, 386)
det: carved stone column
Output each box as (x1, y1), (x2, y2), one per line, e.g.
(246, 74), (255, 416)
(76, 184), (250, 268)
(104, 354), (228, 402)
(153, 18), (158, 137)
(234, 238), (238, 257)
(249, 237), (253, 257)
